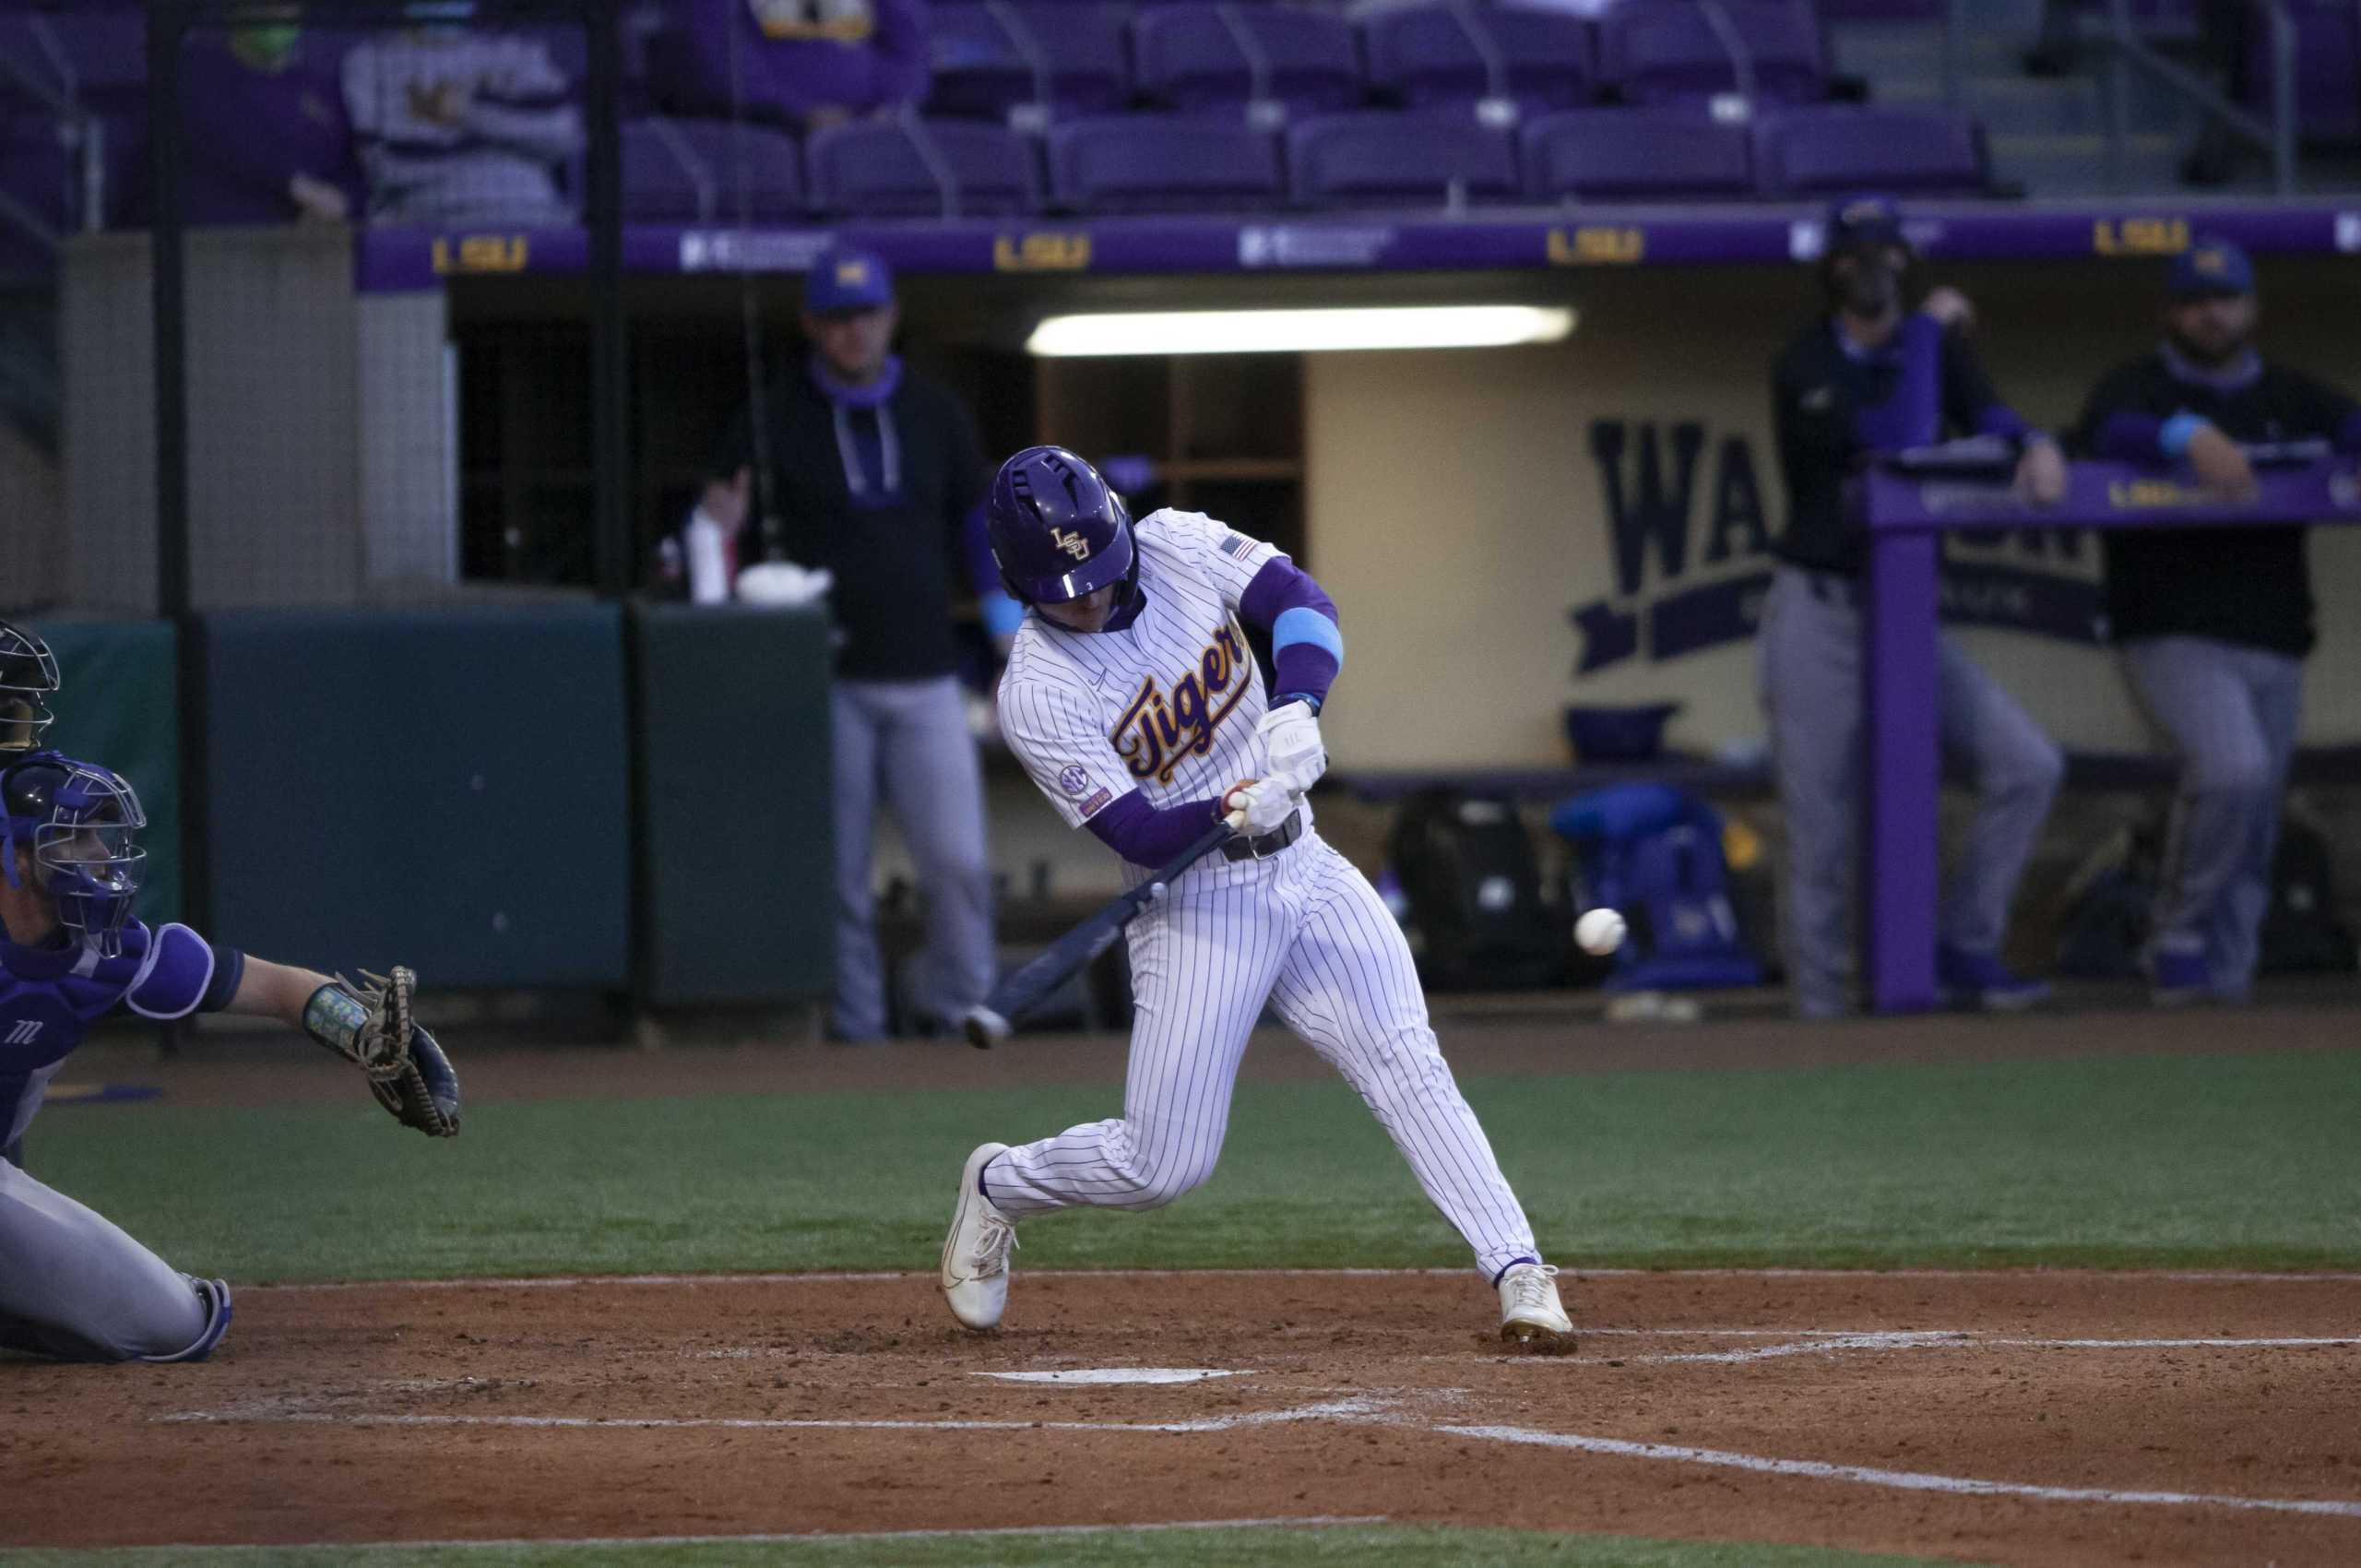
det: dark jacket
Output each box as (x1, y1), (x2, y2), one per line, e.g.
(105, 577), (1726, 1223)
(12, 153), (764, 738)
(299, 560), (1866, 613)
(1770, 313), (2034, 577)
(2071, 349), (2361, 658)
(716, 362), (987, 681)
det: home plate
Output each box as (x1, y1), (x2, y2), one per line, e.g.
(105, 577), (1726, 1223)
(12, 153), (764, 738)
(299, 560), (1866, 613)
(976, 1368), (1251, 1385)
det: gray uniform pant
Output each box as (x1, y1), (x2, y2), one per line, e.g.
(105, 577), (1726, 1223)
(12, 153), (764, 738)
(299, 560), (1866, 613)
(0, 1158), (209, 1361)
(832, 675), (996, 1039)
(2119, 636), (2303, 1000)
(1757, 565), (2065, 1017)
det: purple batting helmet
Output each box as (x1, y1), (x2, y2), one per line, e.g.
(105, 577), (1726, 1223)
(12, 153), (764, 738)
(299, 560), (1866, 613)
(986, 445), (1135, 605)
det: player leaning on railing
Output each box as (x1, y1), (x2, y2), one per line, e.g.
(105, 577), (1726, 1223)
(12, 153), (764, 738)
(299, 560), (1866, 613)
(0, 649), (458, 1361)
(2070, 238), (2361, 1006)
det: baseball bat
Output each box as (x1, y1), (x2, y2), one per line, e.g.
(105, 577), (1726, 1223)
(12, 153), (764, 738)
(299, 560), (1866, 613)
(963, 818), (1236, 1049)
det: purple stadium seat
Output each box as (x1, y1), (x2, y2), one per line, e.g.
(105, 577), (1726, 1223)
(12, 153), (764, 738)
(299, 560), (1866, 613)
(1287, 113), (1518, 208)
(2242, 0), (2361, 140)
(1520, 108), (1752, 200)
(924, 4), (1131, 123)
(1755, 105), (1989, 196)
(808, 117), (1039, 216)
(1360, 4), (1595, 117)
(621, 118), (803, 222)
(1599, 0), (1823, 108)
(1133, 6), (1363, 120)
(1046, 115), (1282, 212)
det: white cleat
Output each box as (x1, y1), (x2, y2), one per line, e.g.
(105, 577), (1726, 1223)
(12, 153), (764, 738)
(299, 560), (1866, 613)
(940, 1142), (1017, 1331)
(1498, 1262), (1574, 1348)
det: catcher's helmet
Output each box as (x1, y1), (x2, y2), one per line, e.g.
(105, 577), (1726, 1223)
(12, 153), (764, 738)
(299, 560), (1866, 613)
(986, 445), (1134, 605)
(1, 753), (147, 957)
(0, 619), (59, 755)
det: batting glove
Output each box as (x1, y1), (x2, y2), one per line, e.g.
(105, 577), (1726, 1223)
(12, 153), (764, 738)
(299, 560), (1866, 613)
(1257, 702), (1326, 795)
(1222, 777), (1299, 837)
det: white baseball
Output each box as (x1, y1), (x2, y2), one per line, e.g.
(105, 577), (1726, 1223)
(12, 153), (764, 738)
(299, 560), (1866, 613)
(1575, 908), (1627, 956)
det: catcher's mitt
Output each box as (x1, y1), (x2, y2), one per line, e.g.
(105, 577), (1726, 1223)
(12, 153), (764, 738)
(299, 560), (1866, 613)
(301, 967), (461, 1137)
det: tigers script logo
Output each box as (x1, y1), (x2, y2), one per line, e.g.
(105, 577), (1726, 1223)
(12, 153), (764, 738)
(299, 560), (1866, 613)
(1112, 624), (1253, 785)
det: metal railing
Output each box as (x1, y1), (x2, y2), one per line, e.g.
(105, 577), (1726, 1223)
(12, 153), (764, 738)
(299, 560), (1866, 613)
(2099, 0), (2296, 194)
(1937, 0), (2300, 194)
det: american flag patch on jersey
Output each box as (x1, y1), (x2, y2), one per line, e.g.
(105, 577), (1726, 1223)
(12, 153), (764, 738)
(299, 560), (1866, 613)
(1218, 532), (1255, 560)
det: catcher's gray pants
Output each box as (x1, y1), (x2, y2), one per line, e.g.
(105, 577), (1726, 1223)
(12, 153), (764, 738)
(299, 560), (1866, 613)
(832, 675), (996, 1039)
(2119, 636), (2303, 1000)
(1757, 565), (2065, 1017)
(0, 1157), (212, 1361)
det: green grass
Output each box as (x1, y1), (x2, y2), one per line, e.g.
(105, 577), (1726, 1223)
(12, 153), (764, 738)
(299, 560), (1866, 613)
(0, 1524), (1983, 1567)
(27, 1049), (2361, 1281)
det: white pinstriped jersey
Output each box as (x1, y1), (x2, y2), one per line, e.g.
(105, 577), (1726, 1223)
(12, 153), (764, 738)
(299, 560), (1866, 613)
(999, 509), (1309, 844)
(979, 508), (1543, 1286)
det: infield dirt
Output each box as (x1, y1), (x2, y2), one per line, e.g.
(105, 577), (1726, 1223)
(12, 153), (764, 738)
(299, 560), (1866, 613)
(7, 1268), (2357, 1567)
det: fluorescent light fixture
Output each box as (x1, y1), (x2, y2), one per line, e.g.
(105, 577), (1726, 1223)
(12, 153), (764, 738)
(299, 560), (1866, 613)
(1026, 304), (1576, 357)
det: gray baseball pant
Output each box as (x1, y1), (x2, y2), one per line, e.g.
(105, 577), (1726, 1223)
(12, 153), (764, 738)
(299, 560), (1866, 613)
(0, 1158), (212, 1360)
(2118, 635), (2303, 1000)
(1757, 565), (2065, 1017)
(831, 675), (996, 1039)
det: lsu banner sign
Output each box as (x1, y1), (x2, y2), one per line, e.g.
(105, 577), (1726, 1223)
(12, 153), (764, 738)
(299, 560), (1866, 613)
(1568, 419), (2105, 678)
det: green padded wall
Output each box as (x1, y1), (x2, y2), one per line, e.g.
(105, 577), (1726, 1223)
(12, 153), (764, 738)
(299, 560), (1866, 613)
(633, 604), (834, 1005)
(28, 619), (183, 927)
(203, 606), (630, 987)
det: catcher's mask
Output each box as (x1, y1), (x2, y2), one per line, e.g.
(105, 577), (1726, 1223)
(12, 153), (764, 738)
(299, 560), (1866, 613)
(0, 619), (59, 755)
(1, 754), (148, 957)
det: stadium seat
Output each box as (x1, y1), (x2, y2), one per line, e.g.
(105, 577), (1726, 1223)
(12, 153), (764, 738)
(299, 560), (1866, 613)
(2241, 0), (2361, 141)
(1046, 115), (1283, 212)
(1598, 0), (1824, 108)
(621, 117), (803, 222)
(924, 3), (1131, 124)
(1133, 6), (1363, 121)
(808, 117), (1039, 216)
(1287, 113), (1519, 208)
(1360, 4), (1595, 118)
(1520, 108), (1753, 200)
(1754, 104), (1990, 196)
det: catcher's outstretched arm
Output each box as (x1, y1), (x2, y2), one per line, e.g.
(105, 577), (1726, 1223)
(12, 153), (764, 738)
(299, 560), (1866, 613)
(222, 956), (335, 1028)
(227, 957), (462, 1138)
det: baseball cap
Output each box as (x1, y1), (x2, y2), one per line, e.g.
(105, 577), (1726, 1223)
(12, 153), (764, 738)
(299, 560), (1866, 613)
(804, 246), (894, 315)
(2166, 237), (2255, 300)
(1825, 194), (1906, 253)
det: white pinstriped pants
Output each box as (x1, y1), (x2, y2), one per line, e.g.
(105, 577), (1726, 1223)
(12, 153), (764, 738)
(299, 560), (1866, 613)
(984, 832), (1542, 1280)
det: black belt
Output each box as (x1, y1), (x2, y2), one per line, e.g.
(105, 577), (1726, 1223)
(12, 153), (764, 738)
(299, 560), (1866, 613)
(1221, 808), (1303, 861)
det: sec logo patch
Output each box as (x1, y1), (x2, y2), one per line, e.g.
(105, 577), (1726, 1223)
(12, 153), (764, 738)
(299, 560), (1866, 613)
(1058, 764), (1094, 798)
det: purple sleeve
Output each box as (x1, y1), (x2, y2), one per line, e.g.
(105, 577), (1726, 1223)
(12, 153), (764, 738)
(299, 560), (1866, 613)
(1238, 556), (1342, 707)
(2090, 410), (2170, 460)
(125, 924), (225, 1022)
(1086, 790), (1227, 870)
(2336, 410), (2361, 457)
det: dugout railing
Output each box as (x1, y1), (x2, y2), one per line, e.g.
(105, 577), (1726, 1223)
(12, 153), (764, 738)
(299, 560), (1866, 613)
(1856, 446), (2361, 1013)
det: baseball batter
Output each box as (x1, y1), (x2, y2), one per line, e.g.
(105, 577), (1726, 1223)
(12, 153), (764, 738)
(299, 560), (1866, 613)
(939, 445), (1572, 1346)
(1, 749), (460, 1362)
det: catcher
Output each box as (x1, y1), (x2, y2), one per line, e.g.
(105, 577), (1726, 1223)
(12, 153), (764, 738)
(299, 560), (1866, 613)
(0, 750), (458, 1362)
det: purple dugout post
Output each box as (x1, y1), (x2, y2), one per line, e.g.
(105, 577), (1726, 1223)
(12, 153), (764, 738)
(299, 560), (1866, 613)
(1857, 455), (2361, 1015)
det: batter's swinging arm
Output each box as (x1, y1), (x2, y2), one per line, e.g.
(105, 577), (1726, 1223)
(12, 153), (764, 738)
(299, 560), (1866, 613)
(962, 819), (1234, 1049)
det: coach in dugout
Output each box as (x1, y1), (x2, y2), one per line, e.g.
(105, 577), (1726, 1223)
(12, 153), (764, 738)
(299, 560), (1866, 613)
(696, 247), (1008, 1042)
(2070, 238), (2361, 1005)
(1760, 196), (2068, 1020)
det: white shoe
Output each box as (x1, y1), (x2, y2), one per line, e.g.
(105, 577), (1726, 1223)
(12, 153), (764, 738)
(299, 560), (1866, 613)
(1498, 1262), (1573, 1347)
(940, 1142), (1017, 1331)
